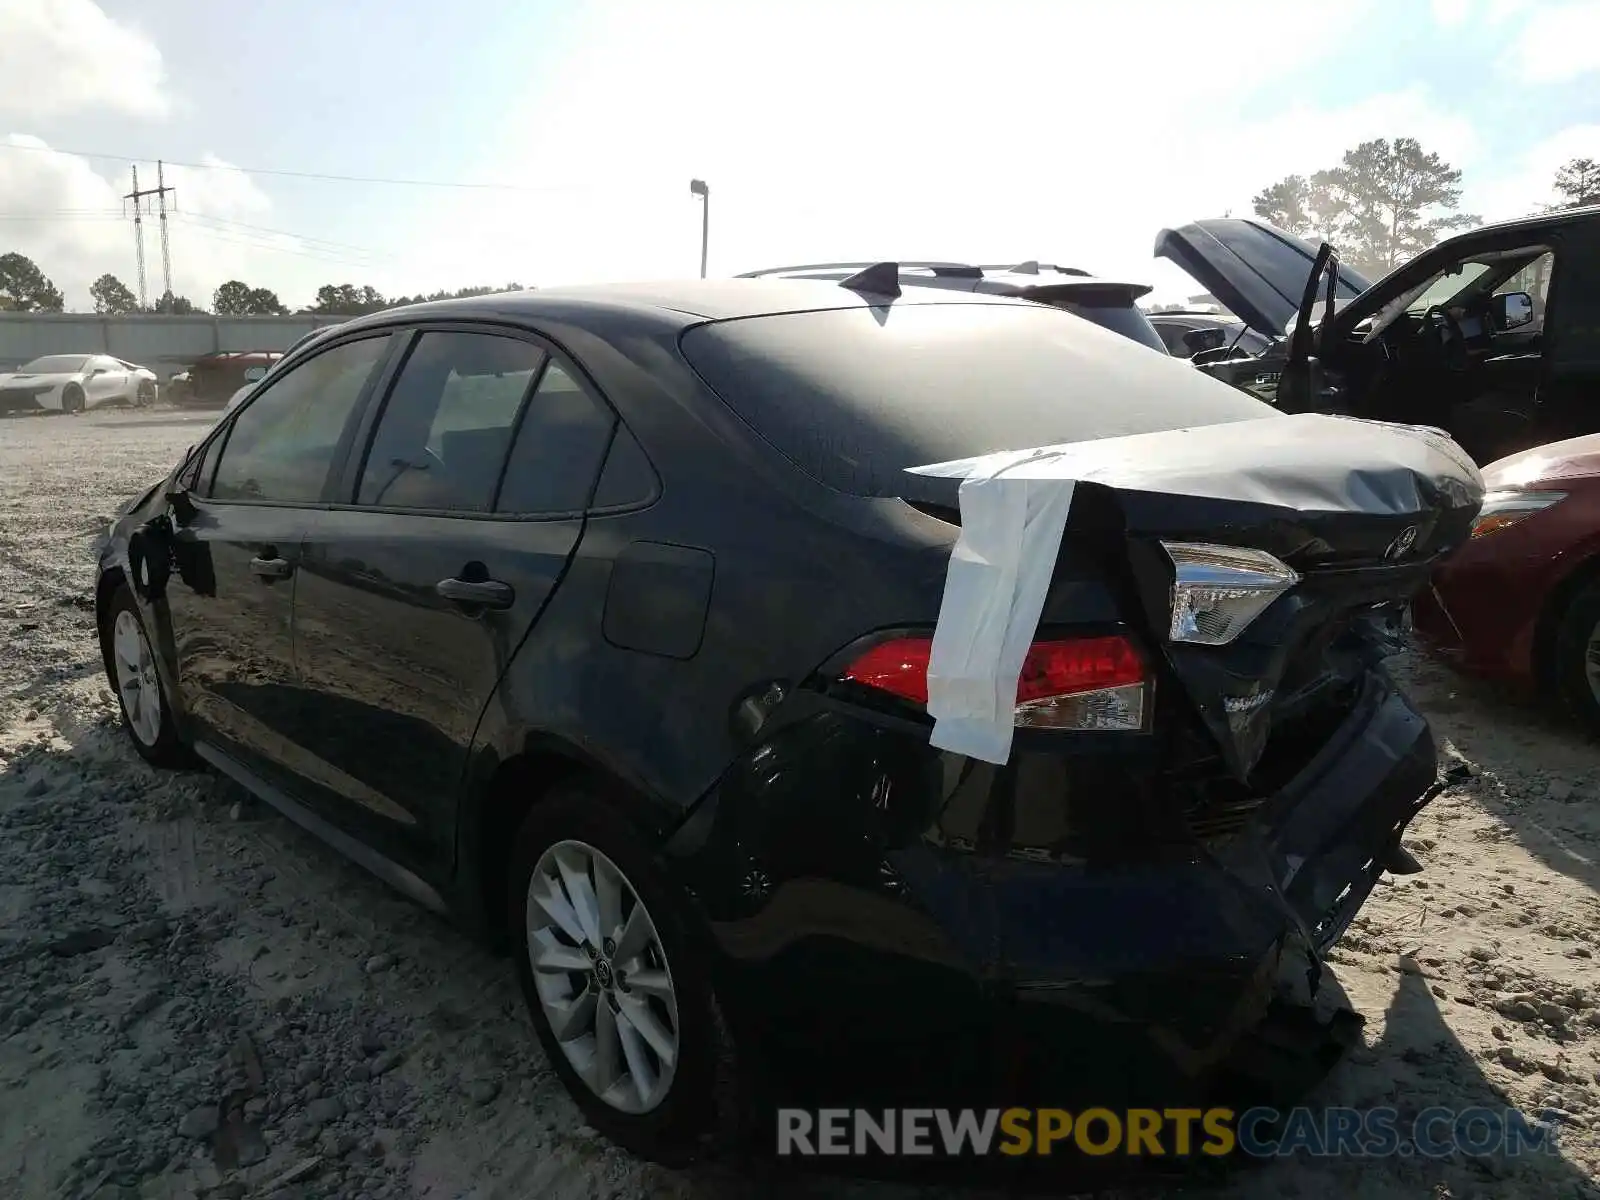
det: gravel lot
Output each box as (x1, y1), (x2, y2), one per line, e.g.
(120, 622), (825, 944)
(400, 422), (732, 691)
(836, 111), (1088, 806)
(1, 408), (1597, 1200)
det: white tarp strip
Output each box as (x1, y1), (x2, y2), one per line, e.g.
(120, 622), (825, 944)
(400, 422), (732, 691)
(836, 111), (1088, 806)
(905, 413), (1482, 767)
(917, 447), (1075, 764)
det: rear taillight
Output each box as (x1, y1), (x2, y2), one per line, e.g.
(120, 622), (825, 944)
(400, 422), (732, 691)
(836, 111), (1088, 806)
(841, 634), (1149, 732)
(1162, 541), (1299, 646)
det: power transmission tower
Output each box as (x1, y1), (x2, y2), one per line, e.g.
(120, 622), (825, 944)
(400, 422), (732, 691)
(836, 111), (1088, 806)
(125, 164), (177, 309)
(126, 167), (147, 308)
(157, 161), (175, 301)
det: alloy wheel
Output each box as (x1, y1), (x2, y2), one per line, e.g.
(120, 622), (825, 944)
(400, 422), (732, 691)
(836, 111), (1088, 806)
(525, 839), (680, 1114)
(112, 608), (162, 747)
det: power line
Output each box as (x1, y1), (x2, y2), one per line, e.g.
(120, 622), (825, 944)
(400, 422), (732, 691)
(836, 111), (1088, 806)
(179, 212), (391, 257)
(0, 210), (125, 220)
(175, 219), (391, 271)
(0, 139), (594, 194)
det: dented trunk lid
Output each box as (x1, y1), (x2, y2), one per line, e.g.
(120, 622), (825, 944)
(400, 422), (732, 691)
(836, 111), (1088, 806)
(907, 414), (1484, 780)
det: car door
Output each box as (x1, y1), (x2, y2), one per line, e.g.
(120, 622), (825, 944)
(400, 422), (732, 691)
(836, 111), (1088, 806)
(86, 356), (129, 407)
(1532, 225), (1600, 446)
(290, 326), (617, 876)
(158, 333), (397, 792)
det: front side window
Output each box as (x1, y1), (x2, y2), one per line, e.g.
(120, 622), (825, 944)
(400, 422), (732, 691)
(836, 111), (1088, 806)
(210, 335), (391, 503)
(356, 331), (545, 512)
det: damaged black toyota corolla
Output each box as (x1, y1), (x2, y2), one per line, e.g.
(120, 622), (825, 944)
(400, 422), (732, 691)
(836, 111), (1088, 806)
(93, 279), (1483, 1165)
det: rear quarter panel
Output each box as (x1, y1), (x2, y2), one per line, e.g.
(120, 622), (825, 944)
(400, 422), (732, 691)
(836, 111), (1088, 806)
(461, 308), (964, 834)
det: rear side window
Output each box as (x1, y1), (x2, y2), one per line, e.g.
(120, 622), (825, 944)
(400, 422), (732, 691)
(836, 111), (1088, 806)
(679, 301), (1273, 496)
(211, 335), (391, 503)
(495, 362), (616, 514)
(356, 331), (545, 512)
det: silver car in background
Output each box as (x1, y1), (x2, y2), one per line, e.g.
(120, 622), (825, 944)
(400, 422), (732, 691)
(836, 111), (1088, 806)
(0, 354), (159, 414)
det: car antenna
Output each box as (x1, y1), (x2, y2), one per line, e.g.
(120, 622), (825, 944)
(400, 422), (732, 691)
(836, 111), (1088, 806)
(838, 262), (902, 298)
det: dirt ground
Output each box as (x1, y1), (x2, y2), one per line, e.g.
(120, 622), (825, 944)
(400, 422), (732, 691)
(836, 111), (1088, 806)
(1, 408), (1597, 1200)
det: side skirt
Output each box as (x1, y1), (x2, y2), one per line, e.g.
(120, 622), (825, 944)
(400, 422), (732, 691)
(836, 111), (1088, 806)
(192, 741), (451, 917)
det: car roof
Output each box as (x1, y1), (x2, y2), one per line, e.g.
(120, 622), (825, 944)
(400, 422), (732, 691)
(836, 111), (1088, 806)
(333, 278), (1047, 331)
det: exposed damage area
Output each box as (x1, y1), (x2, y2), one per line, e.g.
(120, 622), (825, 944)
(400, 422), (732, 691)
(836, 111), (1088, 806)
(834, 413), (1486, 1100)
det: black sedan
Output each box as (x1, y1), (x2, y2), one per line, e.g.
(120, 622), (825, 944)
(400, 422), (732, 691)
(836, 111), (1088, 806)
(95, 278), (1479, 1164)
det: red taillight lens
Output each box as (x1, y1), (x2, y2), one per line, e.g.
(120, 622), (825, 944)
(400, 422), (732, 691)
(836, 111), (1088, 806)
(1016, 636), (1145, 703)
(840, 638), (933, 705)
(840, 634), (1149, 732)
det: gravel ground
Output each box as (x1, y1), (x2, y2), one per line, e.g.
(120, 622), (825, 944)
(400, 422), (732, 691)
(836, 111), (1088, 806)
(1, 408), (1597, 1200)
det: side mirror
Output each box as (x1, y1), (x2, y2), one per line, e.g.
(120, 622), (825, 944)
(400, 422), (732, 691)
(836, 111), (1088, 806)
(1182, 328), (1227, 356)
(242, 366), (267, 383)
(90, 367), (107, 376)
(1493, 291), (1535, 331)
(165, 482), (198, 526)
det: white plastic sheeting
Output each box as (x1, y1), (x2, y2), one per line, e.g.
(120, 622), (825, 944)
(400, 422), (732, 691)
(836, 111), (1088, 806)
(906, 413), (1483, 765)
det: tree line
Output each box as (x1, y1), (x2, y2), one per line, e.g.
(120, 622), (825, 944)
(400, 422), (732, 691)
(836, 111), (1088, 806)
(0, 263), (528, 317)
(1251, 143), (1599, 279)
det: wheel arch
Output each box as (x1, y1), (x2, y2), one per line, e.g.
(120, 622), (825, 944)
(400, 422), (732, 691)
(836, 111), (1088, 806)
(1532, 548), (1600, 689)
(459, 734), (686, 949)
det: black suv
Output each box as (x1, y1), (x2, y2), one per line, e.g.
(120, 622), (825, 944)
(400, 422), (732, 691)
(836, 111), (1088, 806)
(739, 260), (1170, 353)
(96, 277), (1478, 1165)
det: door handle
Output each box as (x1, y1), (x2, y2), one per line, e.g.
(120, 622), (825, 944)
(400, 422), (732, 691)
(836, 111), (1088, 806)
(250, 556), (292, 580)
(436, 577), (514, 609)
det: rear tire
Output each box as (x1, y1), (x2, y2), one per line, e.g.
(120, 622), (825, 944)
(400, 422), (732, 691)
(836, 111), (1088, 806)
(1551, 577), (1600, 734)
(101, 585), (185, 767)
(507, 782), (743, 1165)
(62, 384), (85, 414)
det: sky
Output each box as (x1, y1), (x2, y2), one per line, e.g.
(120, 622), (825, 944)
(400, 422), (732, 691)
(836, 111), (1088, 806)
(1, 0), (1598, 311)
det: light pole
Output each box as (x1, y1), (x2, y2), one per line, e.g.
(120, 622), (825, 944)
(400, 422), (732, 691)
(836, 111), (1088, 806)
(689, 178), (709, 278)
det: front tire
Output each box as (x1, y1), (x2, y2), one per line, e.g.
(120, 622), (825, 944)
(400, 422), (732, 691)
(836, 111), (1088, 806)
(508, 784), (740, 1165)
(62, 384), (85, 414)
(137, 380), (157, 407)
(102, 585), (184, 766)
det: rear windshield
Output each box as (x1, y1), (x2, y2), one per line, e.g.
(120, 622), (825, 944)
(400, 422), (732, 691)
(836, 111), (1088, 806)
(679, 301), (1274, 496)
(1053, 301), (1168, 353)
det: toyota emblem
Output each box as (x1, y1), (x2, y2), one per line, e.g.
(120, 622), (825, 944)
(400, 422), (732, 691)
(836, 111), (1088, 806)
(1384, 526), (1419, 561)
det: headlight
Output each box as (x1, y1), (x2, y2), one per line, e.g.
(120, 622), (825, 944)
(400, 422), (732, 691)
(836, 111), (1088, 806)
(1469, 489), (1567, 539)
(1162, 542), (1301, 646)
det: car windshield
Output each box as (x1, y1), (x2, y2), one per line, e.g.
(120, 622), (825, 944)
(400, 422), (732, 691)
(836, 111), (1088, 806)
(1406, 261), (1496, 313)
(680, 300), (1273, 496)
(20, 355), (88, 373)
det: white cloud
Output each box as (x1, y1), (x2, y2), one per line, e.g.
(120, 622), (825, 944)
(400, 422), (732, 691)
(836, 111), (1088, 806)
(415, 0), (1392, 295)
(1431, 0), (1473, 27)
(1467, 122), (1600, 220)
(1504, 1), (1600, 83)
(0, 136), (353, 310)
(0, 0), (168, 119)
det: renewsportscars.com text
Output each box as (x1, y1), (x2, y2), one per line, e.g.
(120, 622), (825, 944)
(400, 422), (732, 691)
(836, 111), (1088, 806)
(776, 1106), (1558, 1159)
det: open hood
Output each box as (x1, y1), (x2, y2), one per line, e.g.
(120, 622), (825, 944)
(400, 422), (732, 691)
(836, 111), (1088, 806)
(1154, 219), (1374, 343)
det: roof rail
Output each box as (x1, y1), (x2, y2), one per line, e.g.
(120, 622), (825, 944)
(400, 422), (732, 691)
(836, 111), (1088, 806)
(736, 260), (984, 279)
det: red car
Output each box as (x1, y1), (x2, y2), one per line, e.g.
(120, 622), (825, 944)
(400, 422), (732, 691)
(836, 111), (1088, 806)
(1414, 432), (1600, 728)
